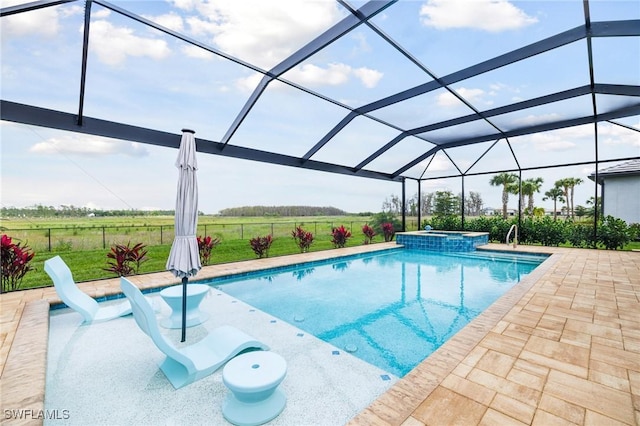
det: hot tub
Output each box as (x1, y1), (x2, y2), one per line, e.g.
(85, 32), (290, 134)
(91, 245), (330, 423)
(395, 230), (489, 252)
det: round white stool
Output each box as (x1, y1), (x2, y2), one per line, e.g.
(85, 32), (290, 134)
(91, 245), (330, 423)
(159, 284), (210, 328)
(222, 351), (287, 426)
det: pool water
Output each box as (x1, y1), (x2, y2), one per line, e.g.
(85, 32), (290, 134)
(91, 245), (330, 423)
(206, 248), (545, 377)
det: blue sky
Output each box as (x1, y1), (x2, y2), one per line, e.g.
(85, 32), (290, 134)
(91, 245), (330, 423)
(1, 0), (639, 214)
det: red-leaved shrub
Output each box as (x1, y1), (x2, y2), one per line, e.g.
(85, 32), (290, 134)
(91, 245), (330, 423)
(1, 234), (35, 293)
(104, 242), (148, 276)
(331, 225), (352, 248)
(382, 222), (395, 242)
(292, 226), (314, 253)
(250, 235), (273, 258)
(362, 224), (376, 245)
(197, 235), (221, 266)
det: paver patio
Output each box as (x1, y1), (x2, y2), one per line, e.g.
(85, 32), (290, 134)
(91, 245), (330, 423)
(1, 243), (639, 425)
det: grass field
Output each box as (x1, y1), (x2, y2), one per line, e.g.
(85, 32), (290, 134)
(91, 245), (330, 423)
(1, 215), (414, 252)
(3, 214), (636, 292)
(3, 215), (408, 291)
(1, 214), (398, 229)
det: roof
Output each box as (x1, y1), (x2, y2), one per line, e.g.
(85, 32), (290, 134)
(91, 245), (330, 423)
(1, 0), (639, 184)
(588, 159), (640, 183)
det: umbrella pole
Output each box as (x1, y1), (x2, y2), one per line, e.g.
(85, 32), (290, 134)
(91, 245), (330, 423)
(181, 276), (188, 342)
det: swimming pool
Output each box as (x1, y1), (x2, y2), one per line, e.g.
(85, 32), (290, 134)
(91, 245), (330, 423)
(203, 248), (546, 377)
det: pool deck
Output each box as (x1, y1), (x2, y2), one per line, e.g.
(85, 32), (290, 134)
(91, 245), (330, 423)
(1, 243), (639, 425)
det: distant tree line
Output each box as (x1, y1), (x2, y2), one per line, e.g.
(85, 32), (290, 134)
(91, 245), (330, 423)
(382, 191), (484, 216)
(383, 174), (591, 220)
(0, 205), (175, 218)
(217, 205), (348, 217)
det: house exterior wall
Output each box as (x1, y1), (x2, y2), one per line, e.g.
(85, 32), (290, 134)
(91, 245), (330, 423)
(603, 176), (640, 224)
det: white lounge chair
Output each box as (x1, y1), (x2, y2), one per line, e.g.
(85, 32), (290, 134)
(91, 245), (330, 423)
(120, 277), (269, 389)
(44, 255), (132, 324)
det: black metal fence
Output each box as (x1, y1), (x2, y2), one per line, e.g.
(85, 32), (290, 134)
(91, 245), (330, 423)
(5, 220), (420, 252)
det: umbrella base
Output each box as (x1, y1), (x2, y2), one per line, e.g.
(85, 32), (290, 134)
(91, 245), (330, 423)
(159, 284), (210, 328)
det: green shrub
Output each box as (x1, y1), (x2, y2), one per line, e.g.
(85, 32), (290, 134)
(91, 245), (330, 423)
(598, 216), (631, 250)
(464, 216), (512, 242)
(464, 216), (494, 233)
(428, 215), (462, 231)
(534, 216), (567, 246)
(518, 217), (536, 245)
(567, 223), (595, 248)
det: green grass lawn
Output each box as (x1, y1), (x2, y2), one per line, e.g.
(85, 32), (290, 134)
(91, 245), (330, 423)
(20, 232), (372, 291)
(1, 214), (396, 253)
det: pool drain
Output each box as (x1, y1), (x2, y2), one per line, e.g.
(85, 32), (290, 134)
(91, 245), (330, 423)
(345, 344), (357, 353)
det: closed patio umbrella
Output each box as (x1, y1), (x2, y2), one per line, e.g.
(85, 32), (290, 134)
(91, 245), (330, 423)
(166, 129), (201, 342)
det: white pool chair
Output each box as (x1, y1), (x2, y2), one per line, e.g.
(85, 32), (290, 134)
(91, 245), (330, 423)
(120, 277), (269, 389)
(44, 255), (132, 324)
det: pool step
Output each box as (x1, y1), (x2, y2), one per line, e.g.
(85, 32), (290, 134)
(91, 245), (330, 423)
(442, 250), (548, 264)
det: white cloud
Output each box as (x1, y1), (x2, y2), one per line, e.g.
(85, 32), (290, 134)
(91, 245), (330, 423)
(287, 63), (382, 89)
(86, 20), (171, 66)
(61, 5), (84, 18)
(169, 0), (344, 69)
(353, 67), (383, 88)
(530, 136), (576, 152)
(236, 63), (382, 92)
(185, 16), (220, 38)
(235, 73), (265, 92)
(1, 0), (61, 38)
(513, 113), (563, 127)
(30, 136), (150, 157)
(143, 12), (185, 33)
(429, 155), (455, 171)
(522, 124), (598, 152)
(351, 32), (371, 53)
(288, 63), (351, 86)
(91, 8), (111, 19)
(437, 87), (484, 107)
(169, 0), (200, 11)
(600, 121), (640, 147)
(420, 0), (537, 32)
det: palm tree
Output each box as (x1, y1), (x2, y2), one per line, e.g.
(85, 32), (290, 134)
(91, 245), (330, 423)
(543, 187), (565, 220)
(507, 180), (523, 216)
(554, 178), (571, 219)
(490, 172), (518, 219)
(567, 177), (583, 219)
(521, 177), (544, 216)
(585, 196), (602, 218)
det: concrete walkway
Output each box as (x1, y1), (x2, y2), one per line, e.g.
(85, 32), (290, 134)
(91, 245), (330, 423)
(1, 243), (638, 425)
